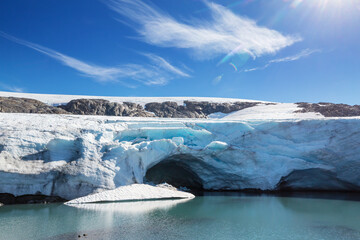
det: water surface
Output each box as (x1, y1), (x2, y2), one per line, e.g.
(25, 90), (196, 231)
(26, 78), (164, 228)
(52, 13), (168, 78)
(1, 193), (360, 240)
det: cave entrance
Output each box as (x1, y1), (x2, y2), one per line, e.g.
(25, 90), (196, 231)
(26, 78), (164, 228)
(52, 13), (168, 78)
(144, 155), (203, 190)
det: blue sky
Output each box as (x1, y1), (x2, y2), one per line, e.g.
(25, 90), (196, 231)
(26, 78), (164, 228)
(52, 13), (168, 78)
(1, 0), (360, 104)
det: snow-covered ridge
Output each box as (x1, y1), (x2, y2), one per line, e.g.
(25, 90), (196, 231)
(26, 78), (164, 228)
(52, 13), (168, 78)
(2, 91), (360, 119)
(1, 112), (360, 200)
(0, 91), (264, 107)
(0, 91), (326, 119)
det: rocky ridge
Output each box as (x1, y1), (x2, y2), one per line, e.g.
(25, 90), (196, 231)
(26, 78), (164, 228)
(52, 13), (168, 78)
(0, 96), (261, 118)
(0, 97), (68, 114)
(59, 99), (154, 117)
(2, 96), (360, 118)
(295, 102), (360, 117)
(144, 101), (260, 118)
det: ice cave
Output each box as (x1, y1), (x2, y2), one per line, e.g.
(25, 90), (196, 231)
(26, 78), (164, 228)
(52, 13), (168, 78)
(144, 154), (204, 190)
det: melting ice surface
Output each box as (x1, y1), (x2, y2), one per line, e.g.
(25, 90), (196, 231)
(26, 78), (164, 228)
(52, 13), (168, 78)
(2, 113), (360, 199)
(1, 194), (360, 240)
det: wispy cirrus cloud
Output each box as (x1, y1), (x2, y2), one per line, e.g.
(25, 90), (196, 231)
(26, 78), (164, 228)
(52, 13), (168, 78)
(0, 31), (190, 86)
(212, 74), (223, 85)
(141, 53), (191, 78)
(243, 48), (320, 72)
(0, 82), (24, 92)
(106, 0), (301, 60)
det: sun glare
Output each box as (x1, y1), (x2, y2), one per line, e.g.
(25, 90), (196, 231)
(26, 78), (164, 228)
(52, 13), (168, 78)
(315, 0), (347, 9)
(291, 0), (357, 10)
(288, 0), (360, 21)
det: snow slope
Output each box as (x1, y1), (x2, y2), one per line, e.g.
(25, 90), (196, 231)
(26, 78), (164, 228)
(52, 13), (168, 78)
(66, 184), (194, 204)
(222, 103), (323, 120)
(1, 112), (360, 199)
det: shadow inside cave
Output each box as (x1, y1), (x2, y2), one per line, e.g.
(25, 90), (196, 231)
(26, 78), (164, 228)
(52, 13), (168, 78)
(144, 154), (204, 191)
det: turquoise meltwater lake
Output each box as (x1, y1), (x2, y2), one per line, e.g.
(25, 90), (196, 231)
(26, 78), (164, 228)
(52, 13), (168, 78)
(1, 193), (360, 240)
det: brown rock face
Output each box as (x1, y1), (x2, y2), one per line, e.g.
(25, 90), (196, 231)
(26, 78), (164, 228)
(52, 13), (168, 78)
(58, 99), (154, 117)
(145, 101), (205, 118)
(295, 102), (360, 117)
(145, 101), (260, 118)
(0, 97), (69, 114)
(0, 96), (260, 118)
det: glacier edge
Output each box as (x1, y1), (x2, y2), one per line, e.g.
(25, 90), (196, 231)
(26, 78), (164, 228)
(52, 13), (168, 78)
(1, 113), (360, 200)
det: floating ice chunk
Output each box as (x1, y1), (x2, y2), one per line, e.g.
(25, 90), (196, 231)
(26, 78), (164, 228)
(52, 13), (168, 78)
(205, 141), (228, 150)
(65, 184), (195, 204)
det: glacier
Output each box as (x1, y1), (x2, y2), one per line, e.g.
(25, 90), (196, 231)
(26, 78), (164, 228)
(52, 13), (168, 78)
(1, 112), (360, 200)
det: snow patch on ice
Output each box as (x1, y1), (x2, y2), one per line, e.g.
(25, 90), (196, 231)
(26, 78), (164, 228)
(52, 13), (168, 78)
(223, 103), (323, 120)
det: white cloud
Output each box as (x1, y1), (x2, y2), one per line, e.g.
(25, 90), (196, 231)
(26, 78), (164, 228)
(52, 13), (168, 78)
(141, 53), (191, 77)
(244, 48), (320, 72)
(212, 74), (223, 85)
(0, 82), (24, 92)
(0, 32), (190, 86)
(269, 48), (320, 63)
(106, 0), (301, 59)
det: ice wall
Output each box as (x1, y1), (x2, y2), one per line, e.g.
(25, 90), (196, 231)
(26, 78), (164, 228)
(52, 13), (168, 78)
(1, 113), (360, 199)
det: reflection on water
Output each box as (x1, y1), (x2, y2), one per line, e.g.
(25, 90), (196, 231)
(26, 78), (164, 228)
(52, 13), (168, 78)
(201, 190), (360, 201)
(1, 193), (360, 240)
(67, 198), (192, 214)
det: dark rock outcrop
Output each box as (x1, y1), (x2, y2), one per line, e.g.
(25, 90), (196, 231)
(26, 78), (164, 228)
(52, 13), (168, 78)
(184, 101), (259, 115)
(0, 97), (69, 114)
(58, 99), (154, 117)
(145, 101), (205, 118)
(0, 193), (67, 205)
(145, 101), (260, 118)
(0, 96), (260, 118)
(3, 95), (360, 118)
(295, 102), (360, 117)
